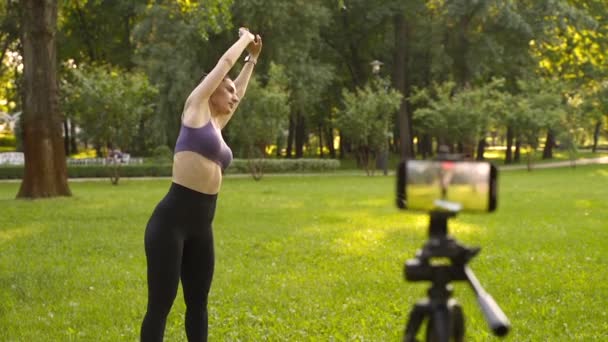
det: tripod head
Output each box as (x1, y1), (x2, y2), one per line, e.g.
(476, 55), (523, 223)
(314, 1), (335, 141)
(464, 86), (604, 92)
(404, 210), (510, 339)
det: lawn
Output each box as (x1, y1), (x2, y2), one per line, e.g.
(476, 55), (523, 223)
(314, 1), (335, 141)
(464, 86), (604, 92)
(1, 165), (607, 341)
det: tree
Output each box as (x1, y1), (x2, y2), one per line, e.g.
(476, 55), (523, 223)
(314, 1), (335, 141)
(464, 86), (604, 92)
(0, 1), (22, 142)
(410, 79), (505, 159)
(319, 0), (409, 158)
(233, 0), (334, 158)
(132, 1), (233, 149)
(0, 0), (20, 78)
(528, 0), (606, 158)
(17, 0), (70, 198)
(58, 0), (145, 69)
(227, 63), (290, 179)
(511, 78), (566, 168)
(61, 63), (158, 157)
(336, 78), (402, 175)
(591, 82), (608, 151)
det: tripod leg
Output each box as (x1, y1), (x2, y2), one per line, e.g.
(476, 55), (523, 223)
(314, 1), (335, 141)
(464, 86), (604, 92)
(448, 299), (465, 342)
(403, 301), (429, 342)
(426, 304), (450, 342)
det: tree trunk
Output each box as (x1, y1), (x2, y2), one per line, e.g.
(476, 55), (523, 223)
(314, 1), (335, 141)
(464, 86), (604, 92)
(456, 142), (464, 154)
(592, 120), (601, 153)
(505, 126), (513, 164)
(123, 4), (135, 71)
(295, 111), (305, 158)
(63, 119), (70, 155)
(318, 124), (323, 158)
(420, 134), (433, 159)
(476, 138), (485, 161)
(69, 119), (78, 154)
(339, 135), (348, 159)
(74, 1), (97, 61)
(514, 140), (521, 163)
(286, 113), (295, 158)
(393, 13), (413, 160)
(130, 118), (141, 156)
(95, 143), (103, 158)
(17, 0), (71, 198)
(454, 17), (471, 88)
(326, 127), (336, 158)
(275, 136), (282, 157)
(542, 130), (555, 159)
(360, 147), (371, 176)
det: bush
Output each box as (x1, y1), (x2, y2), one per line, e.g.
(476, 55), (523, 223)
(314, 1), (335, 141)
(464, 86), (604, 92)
(0, 134), (16, 147)
(226, 159), (340, 174)
(150, 145), (173, 164)
(0, 159), (340, 179)
(0, 164), (173, 179)
(0, 166), (22, 179)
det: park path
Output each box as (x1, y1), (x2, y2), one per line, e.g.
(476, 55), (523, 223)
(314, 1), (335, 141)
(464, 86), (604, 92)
(498, 156), (608, 171)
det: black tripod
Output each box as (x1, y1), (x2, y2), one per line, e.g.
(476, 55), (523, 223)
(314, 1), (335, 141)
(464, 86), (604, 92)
(402, 211), (510, 342)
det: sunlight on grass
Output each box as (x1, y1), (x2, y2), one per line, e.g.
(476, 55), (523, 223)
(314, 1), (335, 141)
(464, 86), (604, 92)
(358, 198), (390, 207)
(448, 220), (485, 236)
(596, 169), (608, 178)
(575, 200), (593, 209)
(0, 225), (42, 243)
(332, 228), (387, 255)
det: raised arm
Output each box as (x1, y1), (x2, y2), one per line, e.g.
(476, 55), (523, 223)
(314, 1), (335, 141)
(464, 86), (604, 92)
(185, 28), (255, 112)
(217, 34), (263, 129)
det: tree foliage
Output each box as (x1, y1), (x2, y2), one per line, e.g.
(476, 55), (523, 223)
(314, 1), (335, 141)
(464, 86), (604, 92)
(227, 63), (290, 179)
(229, 63), (290, 157)
(3, 0), (608, 169)
(61, 63), (158, 155)
(132, 0), (233, 147)
(336, 78), (402, 174)
(511, 78), (566, 148)
(0, 0), (22, 114)
(410, 79), (505, 155)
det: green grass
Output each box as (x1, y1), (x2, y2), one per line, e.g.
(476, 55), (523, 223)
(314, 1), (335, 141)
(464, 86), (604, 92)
(1, 165), (607, 341)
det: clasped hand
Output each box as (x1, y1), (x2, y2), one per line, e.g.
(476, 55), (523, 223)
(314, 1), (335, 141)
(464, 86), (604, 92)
(239, 27), (262, 58)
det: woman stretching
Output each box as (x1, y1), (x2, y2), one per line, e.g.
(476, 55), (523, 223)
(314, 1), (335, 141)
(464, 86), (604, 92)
(140, 28), (262, 342)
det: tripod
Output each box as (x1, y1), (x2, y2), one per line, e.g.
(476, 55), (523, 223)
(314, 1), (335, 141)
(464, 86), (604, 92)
(402, 211), (510, 342)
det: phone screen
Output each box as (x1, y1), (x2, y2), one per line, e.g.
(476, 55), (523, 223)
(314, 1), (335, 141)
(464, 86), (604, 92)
(397, 160), (497, 213)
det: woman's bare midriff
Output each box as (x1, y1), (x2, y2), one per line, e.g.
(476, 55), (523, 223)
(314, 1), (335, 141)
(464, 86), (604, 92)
(172, 151), (223, 195)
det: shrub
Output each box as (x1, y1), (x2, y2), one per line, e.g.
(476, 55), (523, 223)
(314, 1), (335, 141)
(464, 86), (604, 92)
(0, 166), (23, 179)
(0, 134), (16, 147)
(150, 145), (173, 164)
(226, 159), (340, 175)
(0, 159), (340, 179)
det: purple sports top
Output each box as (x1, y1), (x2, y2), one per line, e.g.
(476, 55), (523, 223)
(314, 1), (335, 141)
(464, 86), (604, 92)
(174, 121), (233, 170)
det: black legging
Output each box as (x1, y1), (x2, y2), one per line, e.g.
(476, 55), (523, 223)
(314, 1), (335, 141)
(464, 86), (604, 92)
(141, 182), (217, 342)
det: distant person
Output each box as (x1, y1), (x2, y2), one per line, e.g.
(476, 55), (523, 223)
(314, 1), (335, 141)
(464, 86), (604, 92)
(439, 161), (455, 199)
(108, 148), (123, 163)
(140, 28), (262, 342)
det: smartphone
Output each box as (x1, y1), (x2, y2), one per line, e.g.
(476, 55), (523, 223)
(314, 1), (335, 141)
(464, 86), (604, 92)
(396, 160), (497, 213)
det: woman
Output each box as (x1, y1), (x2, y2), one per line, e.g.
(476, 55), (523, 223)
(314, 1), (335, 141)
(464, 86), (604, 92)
(141, 28), (262, 341)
